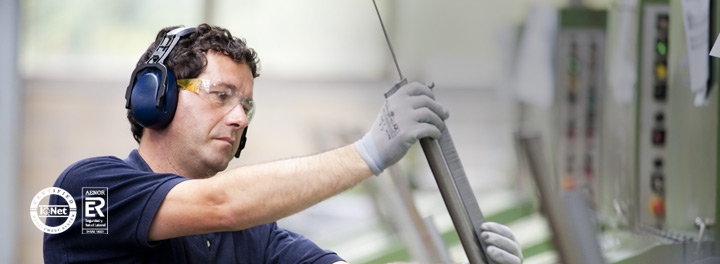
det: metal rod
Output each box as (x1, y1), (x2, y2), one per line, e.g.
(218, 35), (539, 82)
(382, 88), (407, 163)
(517, 133), (605, 264)
(517, 134), (573, 263)
(372, 0), (404, 80)
(386, 164), (449, 262)
(420, 137), (488, 264)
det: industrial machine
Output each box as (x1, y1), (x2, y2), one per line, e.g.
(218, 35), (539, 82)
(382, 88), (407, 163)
(595, 0), (718, 262)
(524, 0), (720, 263)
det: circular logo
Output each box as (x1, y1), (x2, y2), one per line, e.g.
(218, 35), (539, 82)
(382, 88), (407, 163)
(30, 187), (77, 234)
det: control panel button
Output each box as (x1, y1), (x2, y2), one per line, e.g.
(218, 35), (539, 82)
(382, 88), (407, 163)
(655, 63), (667, 80)
(649, 194), (666, 217)
(652, 128), (666, 146)
(654, 83), (667, 101)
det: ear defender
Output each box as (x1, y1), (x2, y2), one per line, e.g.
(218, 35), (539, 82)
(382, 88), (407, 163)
(125, 27), (196, 129)
(126, 65), (178, 128)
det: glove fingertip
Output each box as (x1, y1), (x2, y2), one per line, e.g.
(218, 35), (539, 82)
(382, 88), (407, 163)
(485, 245), (501, 260)
(480, 231), (490, 241)
(481, 222), (498, 231)
(431, 128), (443, 139)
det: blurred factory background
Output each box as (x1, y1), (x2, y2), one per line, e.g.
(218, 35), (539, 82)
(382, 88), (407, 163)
(1, 0), (719, 263)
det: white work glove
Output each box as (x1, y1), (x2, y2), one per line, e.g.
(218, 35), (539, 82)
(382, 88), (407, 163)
(481, 222), (524, 264)
(355, 82), (449, 175)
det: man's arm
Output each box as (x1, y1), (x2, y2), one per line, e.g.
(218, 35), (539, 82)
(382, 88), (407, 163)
(148, 82), (448, 242)
(148, 144), (371, 241)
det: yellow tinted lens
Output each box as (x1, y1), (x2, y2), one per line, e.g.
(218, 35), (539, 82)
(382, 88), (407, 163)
(177, 79), (199, 93)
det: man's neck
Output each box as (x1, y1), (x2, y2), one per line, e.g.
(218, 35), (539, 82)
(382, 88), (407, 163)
(138, 139), (208, 179)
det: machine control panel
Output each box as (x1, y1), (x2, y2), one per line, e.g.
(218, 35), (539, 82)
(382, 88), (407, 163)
(639, 5), (669, 228)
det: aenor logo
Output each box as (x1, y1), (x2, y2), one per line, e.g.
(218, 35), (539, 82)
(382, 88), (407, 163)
(30, 187), (77, 234)
(82, 187), (108, 234)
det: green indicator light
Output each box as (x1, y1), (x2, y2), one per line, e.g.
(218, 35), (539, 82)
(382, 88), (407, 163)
(568, 57), (580, 76)
(657, 42), (667, 56)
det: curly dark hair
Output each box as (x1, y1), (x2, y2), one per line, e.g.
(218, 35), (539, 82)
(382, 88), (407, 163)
(128, 23), (260, 143)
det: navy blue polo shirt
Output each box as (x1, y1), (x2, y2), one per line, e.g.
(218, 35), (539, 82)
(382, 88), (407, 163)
(44, 149), (344, 264)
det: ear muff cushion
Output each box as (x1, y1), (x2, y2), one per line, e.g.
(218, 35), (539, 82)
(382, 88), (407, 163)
(130, 67), (178, 129)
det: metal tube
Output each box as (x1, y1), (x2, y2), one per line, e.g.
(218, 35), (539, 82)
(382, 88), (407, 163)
(517, 133), (605, 264)
(420, 137), (487, 264)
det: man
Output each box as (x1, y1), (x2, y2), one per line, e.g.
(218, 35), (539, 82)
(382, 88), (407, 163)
(44, 24), (523, 264)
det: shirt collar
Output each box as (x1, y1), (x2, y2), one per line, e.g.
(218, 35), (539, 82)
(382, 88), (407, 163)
(124, 149), (154, 173)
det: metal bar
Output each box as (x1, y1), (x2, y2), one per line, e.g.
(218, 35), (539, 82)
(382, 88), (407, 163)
(386, 164), (450, 262)
(424, 216), (454, 263)
(372, 0), (404, 80)
(517, 133), (605, 264)
(420, 134), (492, 264)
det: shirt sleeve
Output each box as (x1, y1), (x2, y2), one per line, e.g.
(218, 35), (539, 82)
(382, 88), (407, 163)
(43, 156), (187, 263)
(264, 222), (345, 264)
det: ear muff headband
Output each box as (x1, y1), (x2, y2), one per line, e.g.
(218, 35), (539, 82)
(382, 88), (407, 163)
(146, 27), (196, 65)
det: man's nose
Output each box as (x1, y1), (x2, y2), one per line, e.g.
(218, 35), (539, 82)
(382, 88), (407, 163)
(225, 104), (248, 129)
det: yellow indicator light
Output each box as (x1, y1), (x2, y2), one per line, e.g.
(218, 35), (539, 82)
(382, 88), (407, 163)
(655, 64), (667, 80)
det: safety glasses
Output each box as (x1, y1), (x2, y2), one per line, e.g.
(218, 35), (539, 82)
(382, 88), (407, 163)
(177, 78), (255, 123)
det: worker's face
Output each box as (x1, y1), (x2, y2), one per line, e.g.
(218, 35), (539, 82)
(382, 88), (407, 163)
(169, 51), (254, 176)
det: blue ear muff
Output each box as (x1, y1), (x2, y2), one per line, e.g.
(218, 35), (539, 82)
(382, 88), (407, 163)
(127, 64), (178, 129)
(125, 27), (195, 129)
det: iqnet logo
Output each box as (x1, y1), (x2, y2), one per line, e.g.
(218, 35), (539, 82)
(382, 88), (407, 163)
(30, 187), (77, 234)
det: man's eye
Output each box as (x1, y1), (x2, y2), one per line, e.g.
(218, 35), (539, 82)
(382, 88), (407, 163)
(215, 92), (229, 99)
(209, 91), (230, 102)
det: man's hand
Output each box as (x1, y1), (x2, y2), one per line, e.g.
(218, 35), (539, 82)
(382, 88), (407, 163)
(355, 82), (449, 175)
(481, 222), (523, 264)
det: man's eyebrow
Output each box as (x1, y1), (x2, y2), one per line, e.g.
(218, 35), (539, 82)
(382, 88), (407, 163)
(217, 81), (238, 91)
(218, 81), (254, 99)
